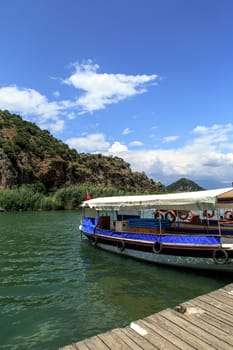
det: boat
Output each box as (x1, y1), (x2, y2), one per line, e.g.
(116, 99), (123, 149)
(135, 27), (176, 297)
(79, 188), (233, 272)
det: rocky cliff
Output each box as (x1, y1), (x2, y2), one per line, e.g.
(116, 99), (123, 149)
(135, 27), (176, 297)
(0, 110), (165, 193)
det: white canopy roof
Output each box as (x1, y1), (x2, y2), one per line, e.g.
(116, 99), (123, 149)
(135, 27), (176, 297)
(81, 187), (233, 211)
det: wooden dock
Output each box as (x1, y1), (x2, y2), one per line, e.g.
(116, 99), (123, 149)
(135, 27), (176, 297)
(60, 283), (233, 350)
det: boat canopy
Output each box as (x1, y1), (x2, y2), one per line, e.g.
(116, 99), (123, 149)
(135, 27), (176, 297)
(81, 188), (233, 211)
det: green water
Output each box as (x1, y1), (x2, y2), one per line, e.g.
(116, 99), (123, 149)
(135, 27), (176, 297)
(0, 211), (232, 350)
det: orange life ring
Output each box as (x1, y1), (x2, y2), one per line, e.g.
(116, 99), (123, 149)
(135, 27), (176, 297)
(187, 210), (195, 222)
(165, 210), (176, 223)
(203, 209), (215, 218)
(179, 211), (189, 220)
(220, 220), (233, 225)
(153, 210), (165, 219)
(179, 210), (194, 222)
(224, 210), (233, 221)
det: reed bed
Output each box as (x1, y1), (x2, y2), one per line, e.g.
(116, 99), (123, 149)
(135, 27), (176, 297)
(0, 185), (132, 211)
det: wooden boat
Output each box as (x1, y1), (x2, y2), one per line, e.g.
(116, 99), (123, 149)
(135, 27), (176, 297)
(79, 188), (233, 272)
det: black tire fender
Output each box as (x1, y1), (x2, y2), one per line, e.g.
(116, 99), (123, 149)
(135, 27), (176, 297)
(91, 236), (98, 246)
(152, 241), (163, 254)
(117, 240), (125, 252)
(213, 249), (229, 264)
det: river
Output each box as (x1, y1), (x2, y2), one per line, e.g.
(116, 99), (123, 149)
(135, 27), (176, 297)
(0, 211), (232, 350)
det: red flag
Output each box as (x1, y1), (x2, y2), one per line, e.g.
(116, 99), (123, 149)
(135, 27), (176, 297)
(86, 191), (91, 200)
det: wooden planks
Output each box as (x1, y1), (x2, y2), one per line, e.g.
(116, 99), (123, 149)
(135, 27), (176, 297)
(59, 283), (233, 350)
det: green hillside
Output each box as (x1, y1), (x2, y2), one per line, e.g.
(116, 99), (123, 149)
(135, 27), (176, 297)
(0, 110), (164, 193)
(166, 177), (204, 192)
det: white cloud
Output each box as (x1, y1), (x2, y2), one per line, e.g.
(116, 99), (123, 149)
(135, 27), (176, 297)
(0, 85), (63, 117)
(192, 123), (233, 148)
(53, 90), (60, 97)
(129, 140), (144, 147)
(67, 112), (76, 120)
(65, 124), (233, 188)
(40, 119), (65, 133)
(66, 133), (110, 152)
(0, 85), (73, 132)
(64, 60), (158, 113)
(122, 127), (133, 135)
(0, 62), (158, 134)
(108, 141), (128, 153)
(106, 124), (233, 188)
(162, 135), (179, 143)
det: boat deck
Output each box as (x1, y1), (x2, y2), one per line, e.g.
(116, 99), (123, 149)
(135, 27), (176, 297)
(59, 283), (233, 350)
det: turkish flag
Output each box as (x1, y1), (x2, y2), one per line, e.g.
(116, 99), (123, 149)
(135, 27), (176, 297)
(86, 192), (91, 200)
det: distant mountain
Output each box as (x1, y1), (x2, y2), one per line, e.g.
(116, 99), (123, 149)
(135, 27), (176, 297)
(166, 178), (204, 192)
(0, 110), (165, 193)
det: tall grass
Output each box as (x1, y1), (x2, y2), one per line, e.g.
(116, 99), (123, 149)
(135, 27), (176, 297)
(0, 184), (134, 211)
(0, 187), (43, 211)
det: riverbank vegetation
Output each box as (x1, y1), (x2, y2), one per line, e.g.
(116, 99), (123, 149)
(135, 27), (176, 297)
(0, 180), (204, 212)
(0, 184), (133, 211)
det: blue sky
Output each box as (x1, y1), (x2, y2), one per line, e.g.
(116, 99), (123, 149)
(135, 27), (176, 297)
(1, 0), (233, 189)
